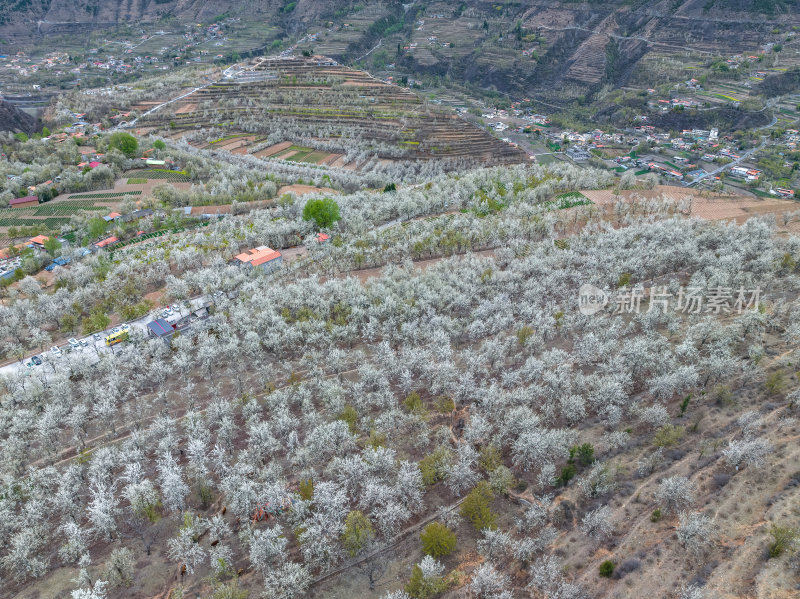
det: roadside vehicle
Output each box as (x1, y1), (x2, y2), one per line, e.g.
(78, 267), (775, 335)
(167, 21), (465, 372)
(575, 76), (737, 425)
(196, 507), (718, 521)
(68, 338), (80, 348)
(31, 355), (42, 365)
(93, 333), (102, 341)
(79, 339), (88, 347)
(50, 346), (62, 357)
(105, 329), (129, 346)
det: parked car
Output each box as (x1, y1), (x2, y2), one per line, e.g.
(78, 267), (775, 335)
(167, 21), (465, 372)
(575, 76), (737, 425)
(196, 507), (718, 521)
(50, 346), (62, 357)
(79, 339), (89, 347)
(161, 309), (172, 318)
(171, 304), (181, 312)
(110, 327), (120, 335)
(25, 361), (34, 369)
(31, 355), (42, 365)
(68, 338), (80, 348)
(93, 333), (102, 341)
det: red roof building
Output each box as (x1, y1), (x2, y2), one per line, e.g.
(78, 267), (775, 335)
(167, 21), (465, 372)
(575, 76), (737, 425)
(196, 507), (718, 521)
(28, 235), (49, 247)
(234, 246), (283, 270)
(9, 196), (38, 208)
(94, 236), (118, 248)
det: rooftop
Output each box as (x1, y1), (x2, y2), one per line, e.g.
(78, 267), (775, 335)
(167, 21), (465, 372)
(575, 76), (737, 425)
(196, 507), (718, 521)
(28, 235), (49, 246)
(234, 246), (282, 267)
(9, 196), (37, 206)
(94, 236), (118, 248)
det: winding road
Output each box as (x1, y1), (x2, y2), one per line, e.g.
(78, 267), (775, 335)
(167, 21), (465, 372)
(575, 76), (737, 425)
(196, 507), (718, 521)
(685, 136), (768, 187)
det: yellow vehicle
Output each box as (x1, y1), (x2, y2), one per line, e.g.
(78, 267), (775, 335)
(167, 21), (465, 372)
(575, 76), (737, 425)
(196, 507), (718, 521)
(105, 330), (129, 346)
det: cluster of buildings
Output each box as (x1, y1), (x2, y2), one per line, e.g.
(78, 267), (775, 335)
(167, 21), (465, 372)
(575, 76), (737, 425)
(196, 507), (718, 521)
(147, 296), (212, 341)
(0, 51), (70, 81)
(729, 165), (763, 182)
(653, 97), (705, 112)
(0, 235), (57, 279)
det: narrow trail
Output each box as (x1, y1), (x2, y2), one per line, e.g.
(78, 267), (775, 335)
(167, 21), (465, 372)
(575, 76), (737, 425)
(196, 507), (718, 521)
(308, 496), (467, 589)
(354, 38), (384, 63)
(531, 23), (714, 55)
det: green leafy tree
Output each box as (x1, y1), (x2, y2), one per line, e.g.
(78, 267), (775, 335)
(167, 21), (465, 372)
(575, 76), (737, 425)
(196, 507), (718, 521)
(108, 131), (139, 158)
(337, 405), (359, 434)
(460, 481), (497, 530)
(82, 308), (111, 334)
(405, 561), (450, 599)
(298, 478), (314, 501)
(43, 237), (61, 255)
(576, 443), (595, 467)
(152, 139), (166, 150)
(768, 524), (798, 558)
(419, 446), (453, 486)
(341, 510), (375, 557)
(302, 197), (341, 229)
(599, 560), (615, 577)
(420, 522), (457, 558)
(88, 217), (108, 239)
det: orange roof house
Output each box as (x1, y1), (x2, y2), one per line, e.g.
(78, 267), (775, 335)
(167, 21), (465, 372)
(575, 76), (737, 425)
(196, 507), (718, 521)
(28, 235), (49, 247)
(234, 246), (283, 271)
(94, 236), (118, 248)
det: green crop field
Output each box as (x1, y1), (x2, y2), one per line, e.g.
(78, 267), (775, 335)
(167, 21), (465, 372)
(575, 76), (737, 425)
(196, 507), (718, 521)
(126, 169), (190, 182)
(126, 178), (148, 184)
(281, 146), (315, 161)
(68, 191), (143, 200)
(547, 191), (593, 210)
(34, 201), (107, 215)
(298, 151), (329, 163)
(0, 217), (70, 228)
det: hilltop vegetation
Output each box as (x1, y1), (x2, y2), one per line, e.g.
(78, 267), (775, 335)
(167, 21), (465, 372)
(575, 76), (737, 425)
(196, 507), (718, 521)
(1, 158), (800, 599)
(1, 2), (800, 599)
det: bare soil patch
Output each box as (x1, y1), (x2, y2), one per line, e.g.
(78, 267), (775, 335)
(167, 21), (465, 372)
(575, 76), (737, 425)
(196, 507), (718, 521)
(253, 141), (293, 158)
(277, 184), (338, 196)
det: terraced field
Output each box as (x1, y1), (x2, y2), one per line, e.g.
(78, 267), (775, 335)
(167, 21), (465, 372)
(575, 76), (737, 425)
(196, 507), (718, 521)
(34, 201), (108, 215)
(0, 217), (70, 228)
(0, 197), (120, 247)
(125, 169), (191, 182)
(135, 56), (527, 169)
(68, 191), (142, 200)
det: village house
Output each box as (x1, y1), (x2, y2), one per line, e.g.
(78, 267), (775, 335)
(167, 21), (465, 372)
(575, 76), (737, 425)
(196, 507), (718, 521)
(9, 196), (38, 209)
(233, 246), (283, 273)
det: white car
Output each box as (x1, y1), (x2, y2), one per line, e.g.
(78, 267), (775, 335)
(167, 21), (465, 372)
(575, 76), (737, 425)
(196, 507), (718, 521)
(68, 338), (80, 348)
(50, 346), (62, 357)
(121, 323), (131, 332)
(79, 339), (89, 347)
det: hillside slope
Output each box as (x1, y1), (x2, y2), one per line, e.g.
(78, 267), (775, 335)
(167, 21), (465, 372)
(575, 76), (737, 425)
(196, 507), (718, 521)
(0, 0), (352, 49)
(0, 99), (37, 133)
(3, 0), (800, 100)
